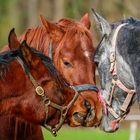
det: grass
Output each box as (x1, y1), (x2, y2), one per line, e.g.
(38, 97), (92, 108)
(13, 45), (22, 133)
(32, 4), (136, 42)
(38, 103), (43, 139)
(42, 126), (140, 140)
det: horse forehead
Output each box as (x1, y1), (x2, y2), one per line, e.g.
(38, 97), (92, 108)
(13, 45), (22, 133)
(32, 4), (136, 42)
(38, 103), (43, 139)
(60, 44), (92, 59)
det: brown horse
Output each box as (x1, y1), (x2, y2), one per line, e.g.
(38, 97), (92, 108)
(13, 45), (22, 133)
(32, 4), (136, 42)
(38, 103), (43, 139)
(0, 29), (84, 139)
(2, 14), (102, 139)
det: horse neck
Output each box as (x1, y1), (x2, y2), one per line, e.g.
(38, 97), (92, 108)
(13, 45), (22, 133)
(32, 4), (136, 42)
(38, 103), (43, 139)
(115, 45), (134, 89)
(0, 60), (30, 116)
(111, 48), (136, 107)
(0, 60), (27, 99)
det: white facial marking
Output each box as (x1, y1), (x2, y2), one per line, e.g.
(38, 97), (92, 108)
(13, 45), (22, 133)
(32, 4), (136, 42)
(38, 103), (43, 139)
(84, 51), (90, 58)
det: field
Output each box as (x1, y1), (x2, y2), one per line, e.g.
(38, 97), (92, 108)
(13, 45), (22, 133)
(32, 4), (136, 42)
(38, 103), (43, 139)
(42, 126), (139, 140)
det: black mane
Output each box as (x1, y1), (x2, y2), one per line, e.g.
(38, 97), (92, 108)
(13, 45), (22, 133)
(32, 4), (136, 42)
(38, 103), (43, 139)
(0, 50), (19, 64)
(111, 17), (140, 30)
(0, 47), (67, 87)
(31, 48), (68, 87)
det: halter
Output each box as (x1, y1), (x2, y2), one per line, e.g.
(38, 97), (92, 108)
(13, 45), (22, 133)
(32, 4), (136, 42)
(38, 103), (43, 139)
(106, 23), (135, 121)
(17, 56), (80, 137)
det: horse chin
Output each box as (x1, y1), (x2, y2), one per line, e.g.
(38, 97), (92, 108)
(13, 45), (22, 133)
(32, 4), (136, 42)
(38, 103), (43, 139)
(72, 110), (97, 127)
(100, 115), (119, 132)
(73, 112), (86, 123)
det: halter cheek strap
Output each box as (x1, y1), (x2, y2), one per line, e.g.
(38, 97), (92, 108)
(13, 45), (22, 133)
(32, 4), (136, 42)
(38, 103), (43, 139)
(106, 23), (135, 121)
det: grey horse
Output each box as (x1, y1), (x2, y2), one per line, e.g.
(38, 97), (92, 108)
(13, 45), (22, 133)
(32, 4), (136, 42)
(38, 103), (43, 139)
(92, 9), (140, 132)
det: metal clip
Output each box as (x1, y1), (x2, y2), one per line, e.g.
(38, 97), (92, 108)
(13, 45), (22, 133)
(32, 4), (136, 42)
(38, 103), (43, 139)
(36, 86), (44, 96)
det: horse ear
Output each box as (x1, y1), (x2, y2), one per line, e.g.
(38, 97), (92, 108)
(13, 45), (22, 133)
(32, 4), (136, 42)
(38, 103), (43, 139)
(8, 28), (20, 50)
(91, 8), (111, 35)
(80, 13), (91, 29)
(40, 15), (64, 40)
(20, 41), (40, 67)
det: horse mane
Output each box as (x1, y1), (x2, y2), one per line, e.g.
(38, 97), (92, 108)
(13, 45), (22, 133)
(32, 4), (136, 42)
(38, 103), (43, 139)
(31, 48), (68, 87)
(0, 47), (67, 87)
(57, 18), (94, 53)
(0, 50), (18, 64)
(19, 18), (94, 54)
(20, 27), (48, 53)
(111, 17), (140, 29)
(0, 50), (19, 79)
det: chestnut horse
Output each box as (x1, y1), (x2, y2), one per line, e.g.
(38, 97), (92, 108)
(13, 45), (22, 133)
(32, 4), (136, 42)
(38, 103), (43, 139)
(2, 14), (102, 139)
(0, 29), (84, 139)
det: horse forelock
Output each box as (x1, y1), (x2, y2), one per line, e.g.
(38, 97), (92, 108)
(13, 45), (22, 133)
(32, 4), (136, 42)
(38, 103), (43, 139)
(111, 17), (140, 30)
(19, 26), (49, 54)
(0, 51), (19, 80)
(59, 23), (94, 58)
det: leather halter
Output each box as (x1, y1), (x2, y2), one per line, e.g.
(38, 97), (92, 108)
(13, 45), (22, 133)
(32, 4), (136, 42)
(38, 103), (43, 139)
(106, 23), (135, 121)
(48, 41), (99, 93)
(17, 56), (80, 137)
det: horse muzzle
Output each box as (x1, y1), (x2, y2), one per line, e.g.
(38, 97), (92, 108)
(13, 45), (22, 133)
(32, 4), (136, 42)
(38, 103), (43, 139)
(72, 101), (96, 127)
(100, 116), (119, 132)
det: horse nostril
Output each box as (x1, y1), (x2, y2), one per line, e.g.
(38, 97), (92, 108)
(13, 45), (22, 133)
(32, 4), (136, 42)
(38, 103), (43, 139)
(84, 100), (91, 110)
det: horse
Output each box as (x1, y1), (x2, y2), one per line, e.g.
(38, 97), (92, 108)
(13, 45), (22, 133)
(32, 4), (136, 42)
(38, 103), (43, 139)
(92, 9), (140, 132)
(0, 29), (83, 139)
(1, 14), (102, 139)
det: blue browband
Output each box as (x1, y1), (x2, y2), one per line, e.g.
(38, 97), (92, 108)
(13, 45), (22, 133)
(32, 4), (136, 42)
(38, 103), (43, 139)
(72, 84), (98, 93)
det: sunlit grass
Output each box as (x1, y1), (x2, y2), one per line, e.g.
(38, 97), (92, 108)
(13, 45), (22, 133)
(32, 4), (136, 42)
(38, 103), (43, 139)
(42, 126), (140, 140)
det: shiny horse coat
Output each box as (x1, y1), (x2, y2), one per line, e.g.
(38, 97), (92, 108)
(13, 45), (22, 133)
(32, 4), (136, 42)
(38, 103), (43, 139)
(0, 29), (79, 139)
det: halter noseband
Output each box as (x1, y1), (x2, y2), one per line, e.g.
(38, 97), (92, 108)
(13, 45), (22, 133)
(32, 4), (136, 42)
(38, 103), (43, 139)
(105, 23), (135, 121)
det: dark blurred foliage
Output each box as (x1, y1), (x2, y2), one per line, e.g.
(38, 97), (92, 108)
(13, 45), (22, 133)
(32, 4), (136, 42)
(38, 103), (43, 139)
(0, 0), (140, 48)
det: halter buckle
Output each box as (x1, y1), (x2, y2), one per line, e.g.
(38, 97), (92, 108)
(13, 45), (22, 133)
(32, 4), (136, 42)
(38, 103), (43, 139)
(36, 86), (44, 96)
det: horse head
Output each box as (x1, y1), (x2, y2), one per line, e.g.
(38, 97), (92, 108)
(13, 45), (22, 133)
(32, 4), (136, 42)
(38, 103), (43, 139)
(7, 29), (80, 135)
(92, 9), (137, 132)
(40, 14), (102, 127)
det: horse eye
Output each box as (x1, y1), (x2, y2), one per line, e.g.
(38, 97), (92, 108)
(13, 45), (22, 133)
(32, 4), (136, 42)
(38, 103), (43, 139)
(63, 61), (72, 67)
(95, 61), (99, 66)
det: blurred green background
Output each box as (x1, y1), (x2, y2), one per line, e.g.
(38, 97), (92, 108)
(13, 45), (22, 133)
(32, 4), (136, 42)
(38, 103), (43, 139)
(1, 0), (140, 48)
(42, 126), (140, 140)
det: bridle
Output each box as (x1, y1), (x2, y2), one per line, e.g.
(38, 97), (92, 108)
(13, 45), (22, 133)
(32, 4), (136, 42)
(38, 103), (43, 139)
(16, 52), (81, 136)
(27, 71), (80, 136)
(105, 23), (135, 122)
(17, 44), (98, 136)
